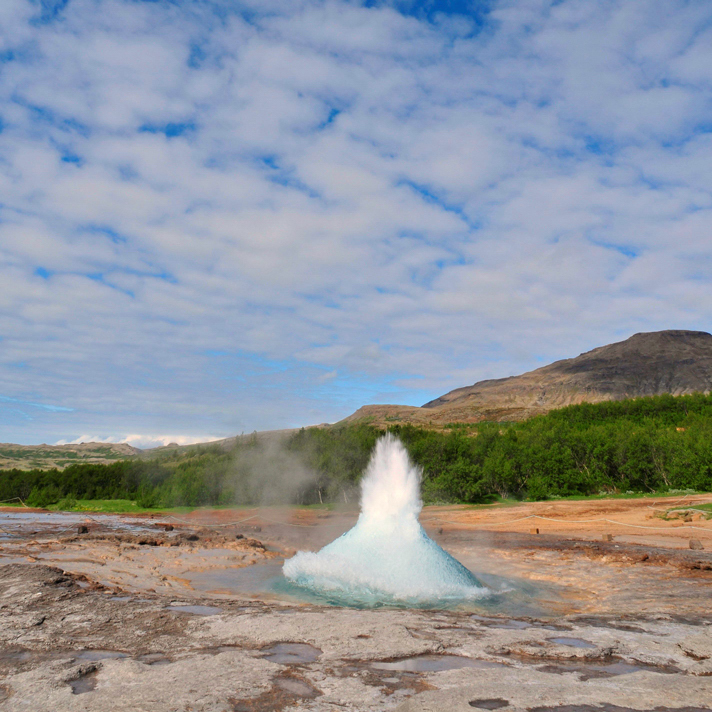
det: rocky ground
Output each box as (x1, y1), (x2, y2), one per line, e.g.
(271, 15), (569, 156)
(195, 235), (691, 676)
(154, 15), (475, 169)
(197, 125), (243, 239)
(1, 498), (711, 711)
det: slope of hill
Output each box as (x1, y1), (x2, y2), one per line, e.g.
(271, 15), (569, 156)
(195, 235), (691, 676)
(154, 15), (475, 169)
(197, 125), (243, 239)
(343, 330), (712, 428)
(0, 442), (140, 472)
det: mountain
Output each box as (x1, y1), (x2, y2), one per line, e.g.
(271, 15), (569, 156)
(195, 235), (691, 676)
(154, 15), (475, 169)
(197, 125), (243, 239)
(342, 330), (712, 428)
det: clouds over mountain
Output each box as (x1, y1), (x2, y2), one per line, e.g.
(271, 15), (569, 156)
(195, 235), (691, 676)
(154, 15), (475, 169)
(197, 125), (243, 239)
(1, 0), (711, 443)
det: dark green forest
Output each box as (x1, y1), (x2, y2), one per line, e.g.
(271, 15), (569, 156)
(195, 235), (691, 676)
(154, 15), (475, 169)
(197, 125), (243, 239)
(3, 393), (712, 509)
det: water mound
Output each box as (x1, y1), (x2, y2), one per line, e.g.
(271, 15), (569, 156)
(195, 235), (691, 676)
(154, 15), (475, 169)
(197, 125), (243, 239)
(283, 434), (488, 607)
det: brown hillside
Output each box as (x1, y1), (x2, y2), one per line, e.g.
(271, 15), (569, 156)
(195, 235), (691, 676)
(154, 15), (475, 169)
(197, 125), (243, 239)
(342, 330), (712, 428)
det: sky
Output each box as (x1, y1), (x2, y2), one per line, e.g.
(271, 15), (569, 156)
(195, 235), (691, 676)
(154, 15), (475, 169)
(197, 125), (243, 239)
(1, 0), (711, 448)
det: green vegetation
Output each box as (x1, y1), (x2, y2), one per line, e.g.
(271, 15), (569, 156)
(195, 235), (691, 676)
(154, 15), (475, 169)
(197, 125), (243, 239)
(2, 393), (712, 510)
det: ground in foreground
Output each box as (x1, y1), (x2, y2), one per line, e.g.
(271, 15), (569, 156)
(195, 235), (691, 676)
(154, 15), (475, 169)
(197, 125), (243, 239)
(1, 496), (711, 711)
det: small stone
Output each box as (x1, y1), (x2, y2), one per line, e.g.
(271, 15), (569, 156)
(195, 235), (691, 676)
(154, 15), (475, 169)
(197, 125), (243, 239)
(530, 528), (539, 535)
(602, 533), (614, 542)
(689, 539), (704, 550)
(77, 525), (88, 534)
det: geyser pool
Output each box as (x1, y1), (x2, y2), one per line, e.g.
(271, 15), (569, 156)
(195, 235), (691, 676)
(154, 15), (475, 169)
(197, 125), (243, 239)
(282, 434), (488, 607)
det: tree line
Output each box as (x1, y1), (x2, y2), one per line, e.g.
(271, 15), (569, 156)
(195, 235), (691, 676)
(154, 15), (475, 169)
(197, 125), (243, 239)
(2, 393), (712, 509)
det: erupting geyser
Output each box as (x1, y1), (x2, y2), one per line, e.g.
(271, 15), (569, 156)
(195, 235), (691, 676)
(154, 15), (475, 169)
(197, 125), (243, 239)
(283, 434), (488, 606)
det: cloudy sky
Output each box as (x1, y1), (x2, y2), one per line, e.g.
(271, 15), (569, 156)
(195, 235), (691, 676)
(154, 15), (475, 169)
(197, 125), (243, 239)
(1, 0), (711, 447)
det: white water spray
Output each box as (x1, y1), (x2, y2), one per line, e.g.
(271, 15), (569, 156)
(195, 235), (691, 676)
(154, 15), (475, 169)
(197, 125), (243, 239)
(283, 434), (487, 605)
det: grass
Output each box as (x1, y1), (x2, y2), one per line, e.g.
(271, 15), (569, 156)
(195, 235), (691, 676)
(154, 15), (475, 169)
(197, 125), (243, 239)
(3, 491), (709, 516)
(39, 500), (269, 514)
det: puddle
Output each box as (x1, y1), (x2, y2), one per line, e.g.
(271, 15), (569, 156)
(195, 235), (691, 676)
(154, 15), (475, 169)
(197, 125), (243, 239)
(186, 562), (285, 598)
(70, 672), (97, 695)
(0, 649), (35, 665)
(536, 660), (678, 681)
(470, 615), (564, 631)
(547, 637), (597, 649)
(110, 596), (133, 602)
(166, 604), (223, 616)
(74, 650), (129, 662)
(188, 557), (566, 617)
(488, 619), (532, 630)
(0, 511), (159, 537)
(136, 653), (172, 665)
(470, 699), (510, 710)
(260, 643), (322, 664)
(370, 655), (506, 672)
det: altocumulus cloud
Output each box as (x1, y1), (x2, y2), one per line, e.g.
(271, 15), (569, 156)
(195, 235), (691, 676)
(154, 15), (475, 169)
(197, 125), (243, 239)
(0, 0), (711, 445)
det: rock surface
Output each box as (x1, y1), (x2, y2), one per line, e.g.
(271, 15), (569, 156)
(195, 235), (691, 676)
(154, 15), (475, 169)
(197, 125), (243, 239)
(1, 563), (711, 711)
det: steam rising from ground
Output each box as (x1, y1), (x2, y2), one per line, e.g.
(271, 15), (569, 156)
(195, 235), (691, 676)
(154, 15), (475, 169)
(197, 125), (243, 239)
(283, 434), (487, 606)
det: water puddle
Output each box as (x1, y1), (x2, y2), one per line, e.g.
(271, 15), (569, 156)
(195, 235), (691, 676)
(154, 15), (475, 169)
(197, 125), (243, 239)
(179, 555), (565, 618)
(166, 604), (223, 616)
(0, 511), (159, 538)
(370, 655), (506, 673)
(260, 643), (322, 665)
(186, 562), (285, 598)
(469, 699), (510, 710)
(74, 650), (128, 662)
(547, 637), (597, 649)
(0, 648), (35, 665)
(536, 660), (678, 680)
(136, 653), (172, 666)
(70, 672), (97, 694)
(470, 615), (564, 631)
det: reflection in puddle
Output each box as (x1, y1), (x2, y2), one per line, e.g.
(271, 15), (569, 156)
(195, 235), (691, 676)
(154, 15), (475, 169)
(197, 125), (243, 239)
(547, 637), (597, 649)
(166, 604), (223, 616)
(260, 643), (322, 664)
(371, 655), (506, 672)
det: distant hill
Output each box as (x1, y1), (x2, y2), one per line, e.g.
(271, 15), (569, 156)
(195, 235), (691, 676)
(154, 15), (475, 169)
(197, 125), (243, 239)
(0, 429), (313, 472)
(342, 330), (712, 428)
(5, 331), (712, 472)
(0, 442), (140, 472)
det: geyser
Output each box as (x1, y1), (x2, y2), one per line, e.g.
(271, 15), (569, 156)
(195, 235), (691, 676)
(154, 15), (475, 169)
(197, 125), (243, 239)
(283, 434), (488, 606)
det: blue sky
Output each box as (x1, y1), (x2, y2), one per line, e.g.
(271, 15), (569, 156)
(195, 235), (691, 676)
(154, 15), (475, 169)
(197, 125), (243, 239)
(1, 0), (711, 447)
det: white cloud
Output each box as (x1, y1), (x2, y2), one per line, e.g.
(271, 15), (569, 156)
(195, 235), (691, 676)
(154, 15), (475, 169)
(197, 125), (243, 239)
(56, 434), (220, 450)
(1, 0), (711, 444)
